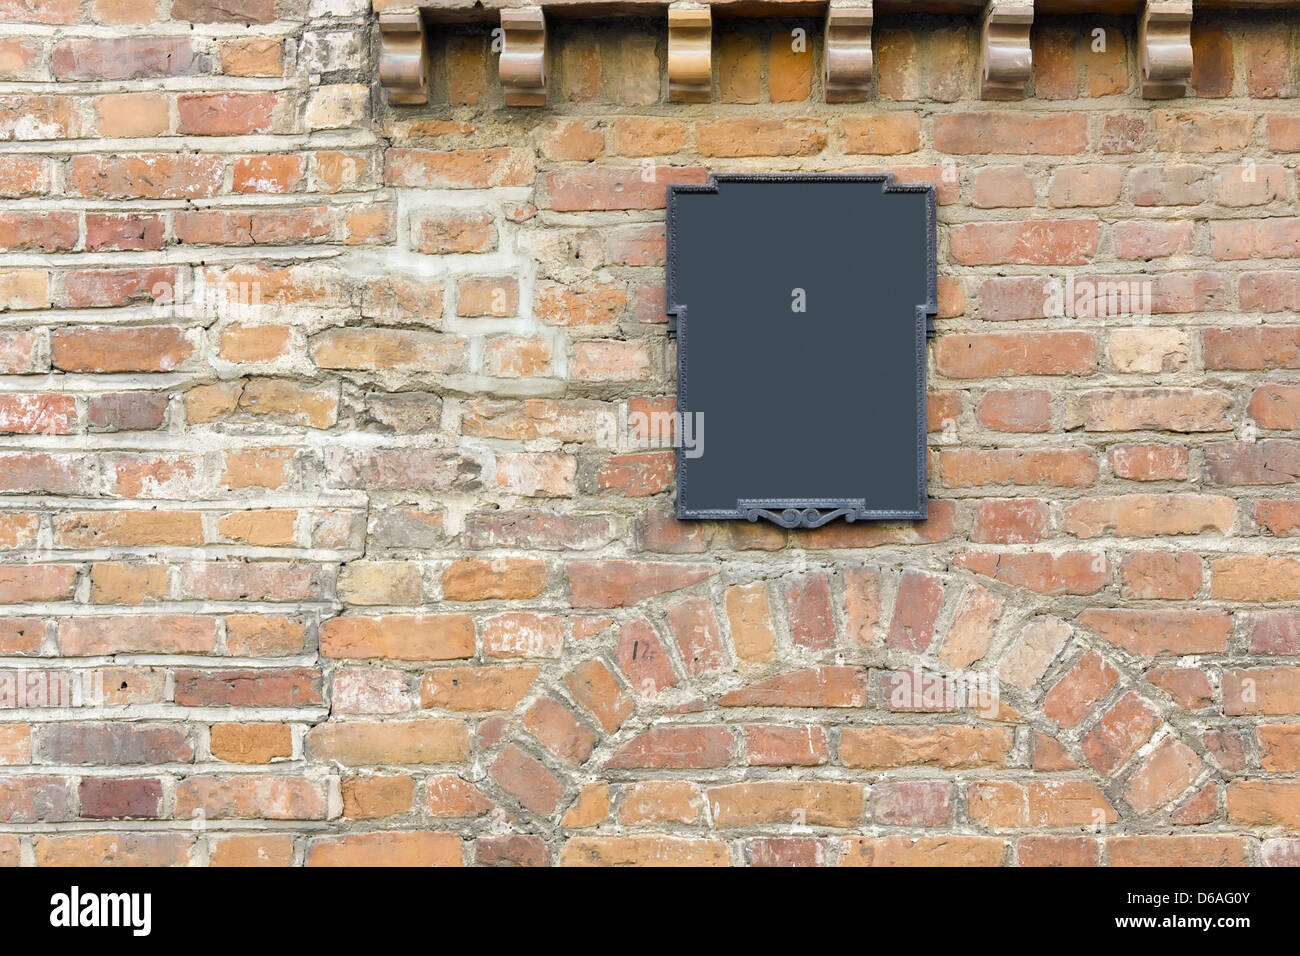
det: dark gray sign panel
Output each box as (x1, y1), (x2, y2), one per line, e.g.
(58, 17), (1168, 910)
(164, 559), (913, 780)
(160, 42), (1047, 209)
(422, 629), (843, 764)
(667, 173), (936, 529)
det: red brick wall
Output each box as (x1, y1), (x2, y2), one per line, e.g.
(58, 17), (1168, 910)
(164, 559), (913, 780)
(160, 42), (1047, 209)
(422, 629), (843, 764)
(1, 0), (1298, 866)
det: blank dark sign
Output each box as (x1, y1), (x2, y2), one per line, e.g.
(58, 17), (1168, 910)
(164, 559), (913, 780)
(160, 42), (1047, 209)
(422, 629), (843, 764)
(667, 174), (936, 529)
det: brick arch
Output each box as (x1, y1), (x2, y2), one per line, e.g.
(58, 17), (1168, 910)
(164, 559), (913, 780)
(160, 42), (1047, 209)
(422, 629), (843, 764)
(445, 554), (1233, 866)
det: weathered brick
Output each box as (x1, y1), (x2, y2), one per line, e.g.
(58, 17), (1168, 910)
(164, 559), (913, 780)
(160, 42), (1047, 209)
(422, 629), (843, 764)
(933, 113), (1087, 154)
(935, 332), (1097, 378)
(1081, 692), (1161, 775)
(955, 552), (1107, 595)
(709, 781), (863, 828)
(561, 835), (728, 867)
(306, 719), (470, 765)
(842, 726), (1011, 769)
(307, 832), (462, 867)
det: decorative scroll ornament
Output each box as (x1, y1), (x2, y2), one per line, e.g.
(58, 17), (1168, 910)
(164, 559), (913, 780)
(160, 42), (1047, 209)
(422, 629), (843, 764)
(1139, 0), (1193, 98)
(378, 12), (428, 105)
(823, 3), (874, 103)
(980, 0), (1033, 100)
(739, 501), (868, 529)
(668, 5), (712, 103)
(500, 7), (547, 106)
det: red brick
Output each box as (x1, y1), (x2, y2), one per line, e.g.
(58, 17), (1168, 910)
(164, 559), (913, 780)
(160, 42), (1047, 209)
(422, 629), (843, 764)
(1101, 114), (1147, 154)
(709, 781), (862, 828)
(1154, 111), (1253, 151)
(840, 114), (921, 155)
(1223, 667), (1300, 715)
(1258, 725), (1300, 770)
(564, 659), (633, 733)
(973, 167), (1035, 208)
(972, 499), (1049, 544)
(1080, 692), (1161, 774)
(0, 0), (81, 24)
(545, 166), (708, 211)
(35, 723), (192, 765)
(61, 267), (179, 308)
(1018, 836), (1099, 867)
(1114, 220), (1195, 259)
(209, 723), (292, 763)
(1063, 493), (1236, 537)
(420, 665), (538, 712)
(385, 148), (534, 189)
(53, 327), (190, 373)
(1120, 551), (1201, 599)
(442, 558), (545, 601)
(1096, 614), (1215, 665)
(0, 452), (80, 493)
(697, 118), (827, 157)
(232, 154), (303, 194)
(536, 281), (627, 326)
(561, 835), (727, 867)
(0, 331), (41, 373)
(940, 448), (1098, 487)
(1110, 444), (1189, 481)
(726, 581), (778, 661)
(307, 832), (462, 867)
(871, 781), (952, 826)
(1047, 166), (1123, 207)
(305, 719), (469, 765)
(1244, 22), (1291, 97)
(935, 332), (1096, 378)
(976, 390), (1051, 432)
(1268, 115), (1300, 152)
(491, 744), (563, 816)
(1146, 666), (1213, 710)
(1044, 652), (1120, 727)
(611, 117), (686, 156)
(745, 725), (827, 766)
(60, 616), (216, 656)
(1228, 781), (1300, 829)
(35, 833), (194, 867)
(939, 584), (1003, 668)
(1205, 327), (1300, 369)
(745, 838), (824, 867)
(320, 615), (474, 661)
(954, 551), (1107, 595)
(1206, 441), (1300, 486)
(1212, 218), (1300, 260)
(1249, 385), (1300, 430)
(68, 154), (223, 199)
(886, 569), (943, 653)
(78, 778), (162, 819)
(0, 211), (76, 252)
(0, 394), (76, 435)
(54, 37), (206, 80)
(841, 835), (1004, 866)
(933, 113), (1087, 154)
(567, 560), (715, 608)
(842, 725), (1011, 769)
(341, 774), (414, 819)
(412, 211), (496, 255)
(666, 598), (727, 674)
(1249, 611), (1300, 654)
(476, 834), (548, 867)
(174, 668), (322, 707)
(783, 572), (837, 650)
(608, 726), (734, 769)
(949, 220), (1100, 266)
(718, 667), (868, 708)
(597, 452), (673, 496)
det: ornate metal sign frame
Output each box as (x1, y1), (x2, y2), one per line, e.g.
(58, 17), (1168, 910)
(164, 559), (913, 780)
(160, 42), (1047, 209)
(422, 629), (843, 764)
(666, 173), (936, 530)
